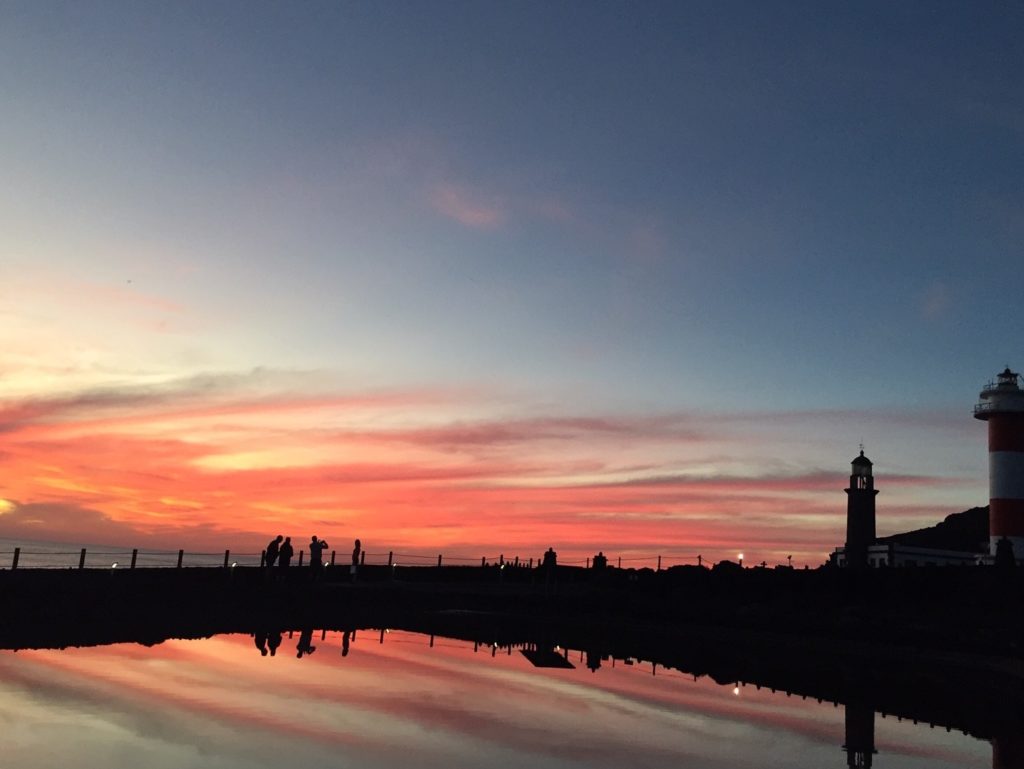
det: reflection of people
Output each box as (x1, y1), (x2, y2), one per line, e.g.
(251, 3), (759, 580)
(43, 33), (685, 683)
(341, 630), (351, 657)
(297, 626), (316, 658)
(351, 539), (361, 582)
(278, 537), (294, 571)
(267, 630), (282, 657)
(265, 535), (283, 568)
(309, 536), (329, 579)
(255, 631), (268, 656)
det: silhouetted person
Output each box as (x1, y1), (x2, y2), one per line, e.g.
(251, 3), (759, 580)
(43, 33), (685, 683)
(543, 547), (557, 569)
(265, 535), (283, 568)
(267, 629), (282, 657)
(254, 630), (268, 656)
(278, 537), (294, 571)
(995, 536), (1016, 570)
(592, 551), (607, 570)
(309, 536), (328, 579)
(351, 538), (361, 582)
(297, 626), (316, 658)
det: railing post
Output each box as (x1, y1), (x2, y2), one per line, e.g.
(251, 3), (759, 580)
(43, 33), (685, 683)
(12, 547), (20, 570)
(657, 555), (662, 571)
(387, 551), (393, 567)
(260, 550), (266, 568)
(223, 550), (230, 568)
(529, 558), (533, 568)
(698, 554), (702, 567)
(437, 554), (442, 567)
(481, 556), (486, 567)
(514, 556), (519, 567)
(360, 550), (365, 566)
(586, 557), (590, 569)
(618, 556), (622, 568)
(131, 549), (138, 569)
(298, 550), (304, 568)
(177, 549), (184, 568)
(499, 554), (504, 566)
(331, 550), (336, 566)
(79, 548), (87, 569)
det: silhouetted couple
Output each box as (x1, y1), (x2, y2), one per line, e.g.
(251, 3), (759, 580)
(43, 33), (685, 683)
(265, 535), (294, 571)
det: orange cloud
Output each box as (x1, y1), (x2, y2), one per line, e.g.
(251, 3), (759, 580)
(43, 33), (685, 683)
(0, 374), (984, 567)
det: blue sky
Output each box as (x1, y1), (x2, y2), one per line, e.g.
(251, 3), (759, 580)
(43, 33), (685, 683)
(0, 1), (1020, 560)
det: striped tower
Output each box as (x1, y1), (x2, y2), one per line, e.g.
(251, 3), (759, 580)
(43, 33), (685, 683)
(974, 367), (1024, 558)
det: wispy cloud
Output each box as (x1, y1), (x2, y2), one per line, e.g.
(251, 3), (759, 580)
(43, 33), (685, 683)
(0, 373), (985, 564)
(428, 183), (506, 230)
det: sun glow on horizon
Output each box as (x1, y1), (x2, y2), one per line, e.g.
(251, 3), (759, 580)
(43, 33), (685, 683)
(0, 366), (986, 566)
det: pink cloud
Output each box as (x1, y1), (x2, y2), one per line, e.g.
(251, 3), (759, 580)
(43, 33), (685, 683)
(428, 183), (506, 229)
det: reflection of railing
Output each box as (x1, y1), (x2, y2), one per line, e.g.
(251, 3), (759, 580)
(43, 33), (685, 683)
(0, 545), (795, 571)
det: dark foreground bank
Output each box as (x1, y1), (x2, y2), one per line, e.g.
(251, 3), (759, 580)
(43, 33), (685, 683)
(3, 561), (1023, 657)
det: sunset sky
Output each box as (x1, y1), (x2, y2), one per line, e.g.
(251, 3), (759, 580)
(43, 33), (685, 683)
(1, 2), (1022, 565)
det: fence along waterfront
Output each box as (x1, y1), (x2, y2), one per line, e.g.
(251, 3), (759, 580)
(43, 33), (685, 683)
(0, 543), (743, 571)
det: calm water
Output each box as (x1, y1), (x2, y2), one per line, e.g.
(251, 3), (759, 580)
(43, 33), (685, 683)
(0, 630), (994, 769)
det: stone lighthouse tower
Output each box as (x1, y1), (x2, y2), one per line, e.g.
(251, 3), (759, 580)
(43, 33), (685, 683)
(975, 367), (1024, 558)
(844, 450), (878, 569)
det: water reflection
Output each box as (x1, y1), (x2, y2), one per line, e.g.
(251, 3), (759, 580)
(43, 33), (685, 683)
(220, 626), (1011, 769)
(0, 624), (1013, 769)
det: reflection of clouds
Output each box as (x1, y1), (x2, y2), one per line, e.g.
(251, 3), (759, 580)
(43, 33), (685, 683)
(0, 633), (987, 769)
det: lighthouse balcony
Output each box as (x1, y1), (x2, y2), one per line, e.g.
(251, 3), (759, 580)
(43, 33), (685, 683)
(974, 395), (1024, 417)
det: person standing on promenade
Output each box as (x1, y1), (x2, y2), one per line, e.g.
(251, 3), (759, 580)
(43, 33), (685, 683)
(309, 535), (328, 580)
(278, 537), (294, 572)
(351, 538), (361, 583)
(265, 535), (283, 568)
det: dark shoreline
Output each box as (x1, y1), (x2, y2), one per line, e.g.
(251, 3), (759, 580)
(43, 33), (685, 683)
(3, 562), (1023, 652)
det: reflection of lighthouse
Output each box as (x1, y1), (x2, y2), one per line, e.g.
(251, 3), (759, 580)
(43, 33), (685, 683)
(842, 701), (876, 768)
(975, 368), (1024, 558)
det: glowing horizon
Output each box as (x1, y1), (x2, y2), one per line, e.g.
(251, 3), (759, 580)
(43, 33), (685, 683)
(0, 367), (986, 567)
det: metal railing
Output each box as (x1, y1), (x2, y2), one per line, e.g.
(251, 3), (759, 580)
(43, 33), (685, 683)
(0, 545), (802, 572)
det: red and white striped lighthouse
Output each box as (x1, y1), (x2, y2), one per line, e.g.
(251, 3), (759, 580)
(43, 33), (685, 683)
(974, 367), (1024, 558)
